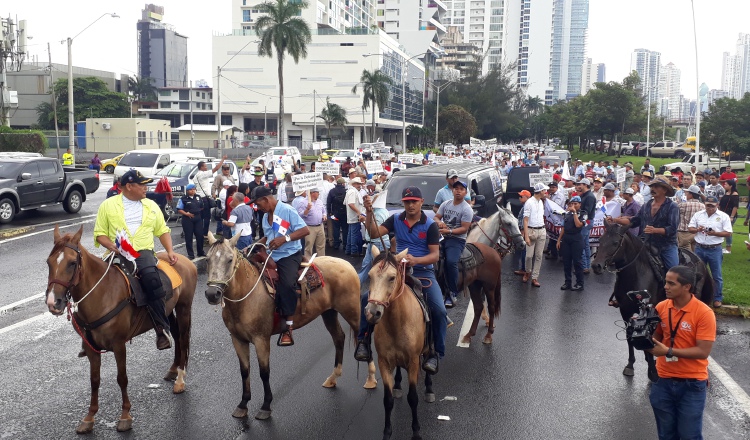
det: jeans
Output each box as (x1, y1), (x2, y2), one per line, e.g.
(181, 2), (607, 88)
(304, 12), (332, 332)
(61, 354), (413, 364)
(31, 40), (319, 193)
(412, 267), (447, 358)
(442, 238), (465, 294)
(331, 218), (348, 249)
(726, 217), (737, 248)
(660, 243), (680, 271)
(581, 222), (592, 269)
(346, 222), (362, 255)
(561, 236), (584, 285)
(358, 240), (387, 286)
(235, 234), (254, 251)
(514, 248), (526, 271)
(695, 245), (723, 302)
(649, 378), (707, 440)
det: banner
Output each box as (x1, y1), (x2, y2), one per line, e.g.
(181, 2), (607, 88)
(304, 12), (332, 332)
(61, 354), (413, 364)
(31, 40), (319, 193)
(616, 168), (626, 183)
(292, 172), (323, 192)
(365, 160), (384, 174)
(544, 198), (621, 244)
(316, 162), (340, 176)
(398, 154), (414, 164)
(433, 155), (449, 164)
(529, 173), (553, 185)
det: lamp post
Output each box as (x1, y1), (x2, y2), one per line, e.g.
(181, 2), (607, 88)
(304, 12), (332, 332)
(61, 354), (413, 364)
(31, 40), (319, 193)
(64, 12), (119, 166)
(690, 0), (701, 157)
(430, 76), (456, 149)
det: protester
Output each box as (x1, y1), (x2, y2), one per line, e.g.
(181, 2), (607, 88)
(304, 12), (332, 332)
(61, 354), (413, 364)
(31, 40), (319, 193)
(90, 154), (101, 172)
(212, 163), (236, 198)
(176, 183), (205, 259)
(345, 177), (366, 256)
(677, 185), (704, 252)
(222, 192), (254, 250)
(434, 180), (473, 307)
(576, 178), (597, 274)
(719, 179), (739, 254)
(704, 173), (725, 200)
(557, 196), (586, 291)
(294, 187), (327, 259)
(513, 190), (531, 276)
(434, 168), (471, 213)
(522, 183), (548, 287)
(327, 177), (348, 250)
(620, 188), (641, 237)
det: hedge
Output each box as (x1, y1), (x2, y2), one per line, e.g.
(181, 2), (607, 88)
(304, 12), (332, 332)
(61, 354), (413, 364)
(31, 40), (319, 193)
(0, 126), (49, 154)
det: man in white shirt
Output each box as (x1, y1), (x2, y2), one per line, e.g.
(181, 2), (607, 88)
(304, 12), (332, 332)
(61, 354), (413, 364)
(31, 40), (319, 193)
(522, 183), (548, 287)
(688, 195), (733, 307)
(194, 156), (227, 239)
(345, 177), (366, 256)
(320, 174), (336, 247)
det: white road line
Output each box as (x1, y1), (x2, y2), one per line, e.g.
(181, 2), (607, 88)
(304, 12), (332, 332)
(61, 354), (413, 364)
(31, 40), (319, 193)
(0, 312), (50, 335)
(0, 293), (44, 315)
(708, 356), (750, 419)
(456, 298), (475, 348)
(0, 219), (96, 245)
(9, 214), (97, 231)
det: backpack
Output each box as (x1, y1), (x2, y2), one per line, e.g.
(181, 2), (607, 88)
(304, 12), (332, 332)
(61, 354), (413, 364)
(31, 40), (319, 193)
(333, 189), (347, 213)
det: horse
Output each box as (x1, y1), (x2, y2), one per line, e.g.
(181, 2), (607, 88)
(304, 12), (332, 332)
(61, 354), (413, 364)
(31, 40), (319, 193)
(466, 205), (526, 253)
(203, 232), (372, 421)
(591, 222), (714, 381)
(365, 246), (434, 440)
(45, 226), (197, 434)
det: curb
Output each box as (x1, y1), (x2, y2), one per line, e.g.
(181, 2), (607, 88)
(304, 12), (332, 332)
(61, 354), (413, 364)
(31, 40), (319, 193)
(191, 256), (207, 274)
(714, 304), (750, 319)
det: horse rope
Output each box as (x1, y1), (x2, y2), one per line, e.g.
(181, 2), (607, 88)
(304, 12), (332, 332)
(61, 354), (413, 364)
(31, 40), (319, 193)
(70, 253), (114, 313)
(217, 249), (274, 307)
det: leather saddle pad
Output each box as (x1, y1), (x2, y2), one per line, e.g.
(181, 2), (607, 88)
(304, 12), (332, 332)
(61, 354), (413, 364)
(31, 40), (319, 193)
(114, 262), (178, 307)
(250, 251), (323, 294)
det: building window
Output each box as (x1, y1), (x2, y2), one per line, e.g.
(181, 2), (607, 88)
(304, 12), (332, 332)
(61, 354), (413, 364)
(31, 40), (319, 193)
(159, 102), (170, 108)
(179, 102), (190, 110)
(158, 90), (171, 97)
(243, 10), (251, 22)
(138, 131), (146, 145)
(150, 131), (154, 145)
(202, 92), (206, 99)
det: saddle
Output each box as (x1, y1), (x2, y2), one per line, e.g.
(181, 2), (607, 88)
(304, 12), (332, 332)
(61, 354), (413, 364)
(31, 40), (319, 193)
(437, 243), (485, 291)
(643, 243), (705, 287)
(112, 256), (182, 307)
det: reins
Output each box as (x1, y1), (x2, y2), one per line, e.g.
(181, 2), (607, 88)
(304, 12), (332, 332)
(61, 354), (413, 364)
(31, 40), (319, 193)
(206, 242), (274, 307)
(368, 258), (408, 308)
(604, 230), (645, 273)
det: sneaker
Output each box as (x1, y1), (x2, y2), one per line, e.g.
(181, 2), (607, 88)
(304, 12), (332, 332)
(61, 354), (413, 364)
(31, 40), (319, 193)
(354, 340), (372, 362)
(722, 249), (731, 254)
(422, 355), (439, 374)
(560, 283), (572, 290)
(444, 296), (454, 308)
(450, 292), (459, 304)
(571, 284), (584, 291)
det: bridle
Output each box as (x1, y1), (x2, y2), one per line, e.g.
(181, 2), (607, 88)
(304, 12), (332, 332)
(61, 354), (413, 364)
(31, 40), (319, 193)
(47, 243), (114, 312)
(602, 228), (644, 273)
(206, 242), (273, 307)
(367, 257), (407, 308)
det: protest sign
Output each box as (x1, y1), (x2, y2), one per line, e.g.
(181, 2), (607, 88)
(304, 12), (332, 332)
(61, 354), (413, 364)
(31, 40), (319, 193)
(365, 160), (384, 174)
(292, 172), (323, 192)
(529, 173), (553, 186)
(316, 162), (340, 176)
(616, 168), (626, 183)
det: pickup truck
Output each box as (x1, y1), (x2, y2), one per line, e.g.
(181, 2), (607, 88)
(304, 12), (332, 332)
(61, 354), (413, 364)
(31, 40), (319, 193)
(0, 156), (100, 223)
(646, 141), (693, 159)
(661, 153), (739, 174)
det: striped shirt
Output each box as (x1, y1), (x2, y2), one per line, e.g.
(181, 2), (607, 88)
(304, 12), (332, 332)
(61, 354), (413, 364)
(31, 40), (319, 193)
(678, 199), (705, 232)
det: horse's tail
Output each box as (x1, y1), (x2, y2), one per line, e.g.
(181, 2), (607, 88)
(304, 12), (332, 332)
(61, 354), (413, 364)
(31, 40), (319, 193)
(697, 262), (714, 306)
(493, 271), (502, 319)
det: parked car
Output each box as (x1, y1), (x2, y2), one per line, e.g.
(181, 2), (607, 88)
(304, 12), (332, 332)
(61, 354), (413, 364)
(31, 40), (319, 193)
(332, 149), (361, 164)
(647, 141), (693, 158)
(0, 157), (100, 223)
(266, 146), (301, 168)
(113, 148), (206, 180)
(500, 166), (541, 217)
(101, 154), (124, 174)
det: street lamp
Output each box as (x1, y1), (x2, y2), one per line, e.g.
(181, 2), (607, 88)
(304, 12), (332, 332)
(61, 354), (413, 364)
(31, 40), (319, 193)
(64, 12), (119, 165)
(690, 0), (701, 157)
(430, 76), (456, 149)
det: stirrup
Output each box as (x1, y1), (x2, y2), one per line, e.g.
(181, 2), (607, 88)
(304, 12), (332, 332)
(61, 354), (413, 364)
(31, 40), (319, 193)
(277, 329), (294, 346)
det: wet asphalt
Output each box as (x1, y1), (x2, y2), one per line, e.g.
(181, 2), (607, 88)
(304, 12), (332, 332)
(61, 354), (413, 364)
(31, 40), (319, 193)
(1, 175), (749, 440)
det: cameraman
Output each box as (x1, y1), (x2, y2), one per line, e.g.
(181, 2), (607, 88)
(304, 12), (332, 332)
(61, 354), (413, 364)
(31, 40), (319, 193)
(647, 265), (716, 440)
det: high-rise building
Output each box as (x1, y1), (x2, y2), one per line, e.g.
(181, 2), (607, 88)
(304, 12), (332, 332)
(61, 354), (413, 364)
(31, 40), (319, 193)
(630, 48), (661, 104)
(436, 27), (482, 78)
(721, 51), (740, 98)
(548, 0), (590, 103)
(658, 62), (681, 119)
(137, 4), (188, 88)
(581, 58), (594, 95)
(596, 63), (605, 83)
(720, 34), (750, 99)
(443, 0), (508, 74)
(234, 0), (378, 35)
(377, 0), (446, 58)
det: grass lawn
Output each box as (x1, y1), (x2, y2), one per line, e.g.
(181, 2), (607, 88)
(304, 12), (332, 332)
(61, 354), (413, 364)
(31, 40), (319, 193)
(721, 206), (750, 306)
(570, 151), (749, 176)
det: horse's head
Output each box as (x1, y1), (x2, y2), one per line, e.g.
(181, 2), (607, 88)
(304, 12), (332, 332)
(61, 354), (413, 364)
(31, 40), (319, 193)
(46, 225), (84, 315)
(204, 231), (242, 305)
(365, 246), (409, 325)
(591, 221), (628, 274)
(496, 205), (525, 251)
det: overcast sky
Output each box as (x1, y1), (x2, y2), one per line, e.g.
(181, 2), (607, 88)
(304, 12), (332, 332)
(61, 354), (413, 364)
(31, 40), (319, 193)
(5, 0), (749, 100)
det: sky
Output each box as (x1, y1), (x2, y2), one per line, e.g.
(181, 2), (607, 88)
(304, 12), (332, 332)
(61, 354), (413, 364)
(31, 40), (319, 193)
(4, 0), (750, 100)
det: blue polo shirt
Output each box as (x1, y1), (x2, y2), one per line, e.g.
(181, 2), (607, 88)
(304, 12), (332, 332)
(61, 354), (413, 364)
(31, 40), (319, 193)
(382, 211), (440, 269)
(261, 201), (307, 261)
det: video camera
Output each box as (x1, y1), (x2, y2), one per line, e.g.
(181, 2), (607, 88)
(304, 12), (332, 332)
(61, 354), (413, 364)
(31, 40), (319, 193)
(625, 290), (661, 351)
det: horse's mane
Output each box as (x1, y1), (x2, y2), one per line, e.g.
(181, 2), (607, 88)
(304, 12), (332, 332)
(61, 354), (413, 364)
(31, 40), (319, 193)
(372, 249), (398, 268)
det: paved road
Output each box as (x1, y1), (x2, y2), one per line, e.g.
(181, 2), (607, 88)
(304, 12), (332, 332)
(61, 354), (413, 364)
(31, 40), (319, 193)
(1, 181), (750, 439)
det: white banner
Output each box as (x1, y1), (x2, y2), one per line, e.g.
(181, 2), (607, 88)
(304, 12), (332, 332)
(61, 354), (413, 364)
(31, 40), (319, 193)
(529, 173), (553, 186)
(365, 160), (384, 174)
(543, 198), (620, 244)
(616, 168), (626, 183)
(292, 172), (324, 192)
(433, 155), (449, 164)
(315, 162), (340, 176)
(398, 154), (414, 164)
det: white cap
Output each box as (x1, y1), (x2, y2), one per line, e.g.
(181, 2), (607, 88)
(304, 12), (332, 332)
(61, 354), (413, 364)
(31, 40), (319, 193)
(533, 182), (547, 193)
(223, 180), (232, 187)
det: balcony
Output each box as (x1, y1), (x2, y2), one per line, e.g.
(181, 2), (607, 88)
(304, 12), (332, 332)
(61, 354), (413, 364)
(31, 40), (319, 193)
(428, 0), (448, 12)
(428, 16), (446, 34)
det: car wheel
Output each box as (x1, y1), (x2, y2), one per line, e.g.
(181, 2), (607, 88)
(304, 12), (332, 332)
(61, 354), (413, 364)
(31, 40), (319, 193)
(162, 202), (177, 221)
(63, 190), (83, 214)
(0, 198), (16, 224)
(104, 165), (114, 173)
(673, 151), (686, 159)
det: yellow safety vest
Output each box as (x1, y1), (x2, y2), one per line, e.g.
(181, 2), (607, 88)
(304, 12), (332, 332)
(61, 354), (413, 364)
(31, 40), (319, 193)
(62, 153), (73, 166)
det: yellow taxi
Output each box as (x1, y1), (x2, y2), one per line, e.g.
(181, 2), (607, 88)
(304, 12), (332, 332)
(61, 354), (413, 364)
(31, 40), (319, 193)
(101, 154), (124, 174)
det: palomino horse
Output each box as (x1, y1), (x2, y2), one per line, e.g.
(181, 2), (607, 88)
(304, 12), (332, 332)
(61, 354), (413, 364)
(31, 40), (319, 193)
(591, 223), (714, 381)
(203, 232), (371, 421)
(45, 226), (197, 434)
(366, 247), (435, 440)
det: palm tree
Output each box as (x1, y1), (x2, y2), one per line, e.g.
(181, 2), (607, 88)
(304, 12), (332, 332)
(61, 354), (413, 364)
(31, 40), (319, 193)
(256, 0), (312, 146)
(317, 97), (348, 139)
(352, 69), (393, 144)
(526, 96), (543, 118)
(128, 76), (157, 102)
(406, 124), (424, 149)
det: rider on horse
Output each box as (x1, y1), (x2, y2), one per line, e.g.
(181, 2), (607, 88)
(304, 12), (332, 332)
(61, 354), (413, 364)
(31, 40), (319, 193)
(93, 169), (178, 350)
(248, 185), (310, 346)
(359, 186), (445, 373)
(434, 180), (474, 308)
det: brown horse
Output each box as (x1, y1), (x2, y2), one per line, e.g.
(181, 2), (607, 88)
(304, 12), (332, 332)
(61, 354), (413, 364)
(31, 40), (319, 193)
(366, 246), (434, 440)
(45, 226), (197, 434)
(203, 232), (373, 421)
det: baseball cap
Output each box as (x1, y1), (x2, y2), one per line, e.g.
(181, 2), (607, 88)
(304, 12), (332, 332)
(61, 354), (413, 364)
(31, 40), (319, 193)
(663, 171), (672, 177)
(586, 163), (593, 167)
(120, 169), (152, 186)
(366, 179), (376, 186)
(452, 180), (468, 189)
(186, 183), (196, 191)
(401, 186), (423, 201)
(603, 183), (616, 191)
(336, 177), (346, 184)
(446, 169), (459, 178)
(518, 190), (532, 198)
(570, 196), (581, 203)
(686, 185), (702, 196)
(533, 182), (547, 193)
(705, 196), (719, 205)
(248, 186), (273, 203)
(223, 180), (232, 187)
(623, 187), (635, 195)
(548, 181), (559, 187)
(563, 175), (575, 181)
(579, 178), (591, 186)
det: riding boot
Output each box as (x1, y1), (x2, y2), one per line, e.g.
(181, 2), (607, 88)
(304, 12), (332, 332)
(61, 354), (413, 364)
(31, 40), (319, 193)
(354, 326), (373, 362)
(146, 298), (172, 350)
(422, 318), (439, 374)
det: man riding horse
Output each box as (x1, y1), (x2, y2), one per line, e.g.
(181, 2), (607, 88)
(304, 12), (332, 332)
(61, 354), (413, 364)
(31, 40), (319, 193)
(434, 180), (474, 308)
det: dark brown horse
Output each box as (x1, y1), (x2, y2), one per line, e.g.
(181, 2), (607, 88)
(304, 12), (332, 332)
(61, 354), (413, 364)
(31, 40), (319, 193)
(45, 226), (197, 434)
(203, 232), (371, 421)
(591, 222), (713, 381)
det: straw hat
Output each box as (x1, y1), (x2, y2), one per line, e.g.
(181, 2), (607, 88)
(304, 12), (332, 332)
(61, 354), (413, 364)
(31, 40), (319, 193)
(647, 175), (676, 197)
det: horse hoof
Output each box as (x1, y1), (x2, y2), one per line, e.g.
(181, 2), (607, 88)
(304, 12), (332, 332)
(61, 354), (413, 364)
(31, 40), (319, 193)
(173, 382), (186, 394)
(75, 420), (94, 434)
(255, 409), (272, 420)
(392, 388), (403, 399)
(322, 378), (337, 388)
(116, 418), (133, 432)
(482, 336), (493, 344)
(623, 367), (635, 377)
(232, 407), (248, 419)
(424, 393), (436, 403)
(164, 370), (178, 381)
(363, 378), (378, 389)
(461, 335), (472, 344)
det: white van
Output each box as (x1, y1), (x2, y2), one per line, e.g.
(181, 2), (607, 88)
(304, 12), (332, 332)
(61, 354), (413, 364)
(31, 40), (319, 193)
(113, 148), (206, 180)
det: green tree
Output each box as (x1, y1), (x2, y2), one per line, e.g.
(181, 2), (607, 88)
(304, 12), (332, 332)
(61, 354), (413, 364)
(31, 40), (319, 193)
(317, 97), (348, 139)
(128, 75), (157, 101)
(352, 69), (393, 143)
(256, 0), (312, 146)
(36, 77), (129, 129)
(702, 93), (750, 157)
(438, 104), (477, 145)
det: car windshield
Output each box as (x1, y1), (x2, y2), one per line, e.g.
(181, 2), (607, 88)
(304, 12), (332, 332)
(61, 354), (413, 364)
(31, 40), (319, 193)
(335, 151), (355, 157)
(271, 149), (287, 156)
(0, 162), (23, 179)
(155, 163), (195, 178)
(118, 152), (158, 167)
(383, 175), (447, 208)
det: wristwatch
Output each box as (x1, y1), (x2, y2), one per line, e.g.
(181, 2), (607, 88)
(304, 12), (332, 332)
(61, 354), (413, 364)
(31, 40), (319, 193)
(667, 347), (674, 358)
(284, 235), (291, 242)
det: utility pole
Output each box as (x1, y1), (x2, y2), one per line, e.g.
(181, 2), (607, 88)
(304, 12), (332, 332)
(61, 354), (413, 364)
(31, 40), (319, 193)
(67, 37), (75, 163)
(264, 104), (267, 147)
(435, 84), (440, 149)
(216, 66), (222, 155)
(189, 80), (194, 149)
(645, 81), (651, 157)
(48, 42), (61, 159)
(313, 89), (316, 150)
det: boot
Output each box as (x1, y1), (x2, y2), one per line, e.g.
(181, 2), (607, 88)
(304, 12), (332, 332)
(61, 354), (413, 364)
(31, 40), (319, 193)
(354, 339), (372, 362)
(155, 327), (173, 350)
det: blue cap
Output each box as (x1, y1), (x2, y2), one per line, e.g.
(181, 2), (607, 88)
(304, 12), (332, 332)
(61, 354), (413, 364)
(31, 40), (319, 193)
(452, 180), (468, 189)
(570, 196), (581, 203)
(705, 196), (719, 204)
(186, 183), (196, 190)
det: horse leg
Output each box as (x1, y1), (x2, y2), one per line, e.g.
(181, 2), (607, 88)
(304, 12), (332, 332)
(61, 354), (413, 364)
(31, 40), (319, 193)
(380, 361), (395, 440)
(407, 359), (422, 440)
(392, 367), (403, 399)
(645, 352), (659, 383)
(484, 279), (502, 345)
(172, 303), (192, 394)
(254, 337), (274, 420)
(165, 312), (180, 382)
(113, 344), (133, 432)
(364, 360), (378, 389)
(76, 350), (101, 434)
(623, 340), (636, 377)
(321, 309), (345, 388)
(461, 285), (484, 344)
(424, 371), (436, 403)
(230, 335), (252, 419)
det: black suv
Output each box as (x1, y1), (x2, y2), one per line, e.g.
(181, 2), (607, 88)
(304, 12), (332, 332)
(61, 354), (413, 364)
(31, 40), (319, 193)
(500, 166), (541, 217)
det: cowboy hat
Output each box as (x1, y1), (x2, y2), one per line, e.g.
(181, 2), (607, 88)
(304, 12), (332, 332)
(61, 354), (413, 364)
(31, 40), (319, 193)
(648, 175), (676, 197)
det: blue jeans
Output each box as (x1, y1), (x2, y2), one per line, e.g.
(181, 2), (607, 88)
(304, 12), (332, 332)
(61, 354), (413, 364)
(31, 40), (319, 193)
(346, 222), (362, 255)
(726, 217), (737, 248)
(649, 378), (707, 440)
(442, 238), (465, 294)
(331, 218), (348, 249)
(358, 240), (388, 286)
(235, 234), (253, 251)
(412, 267), (447, 358)
(695, 245), (723, 302)
(660, 243), (680, 271)
(581, 222), (592, 269)
(514, 248), (526, 271)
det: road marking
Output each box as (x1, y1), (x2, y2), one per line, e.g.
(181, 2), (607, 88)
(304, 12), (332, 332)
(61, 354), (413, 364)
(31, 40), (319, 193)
(0, 312), (50, 335)
(0, 293), (44, 315)
(0, 219), (95, 245)
(12, 214), (97, 230)
(0, 226), (33, 239)
(708, 356), (750, 419)
(457, 298), (475, 348)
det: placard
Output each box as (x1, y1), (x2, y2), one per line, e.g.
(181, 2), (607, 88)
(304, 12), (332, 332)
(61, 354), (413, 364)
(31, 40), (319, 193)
(292, 172), (324, 192)
(398, 154), (414, 164)
(365, 160), (384, 174)
(433, 155), (449, 164)
(316, 162), (340, 176)
(616, 168), (626, 183)
(529, 173), (553, 186)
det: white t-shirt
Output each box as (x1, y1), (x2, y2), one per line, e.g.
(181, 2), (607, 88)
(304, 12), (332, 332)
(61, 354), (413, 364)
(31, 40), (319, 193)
(239, 168), (254, 184)
(194, 170), (213, 197)
(689, 209), (733, 246)
(122, 196), (143, 234)
(228, 204), (254, 237)
(523, 197), (545, 228)
(344, 187), (363, 224)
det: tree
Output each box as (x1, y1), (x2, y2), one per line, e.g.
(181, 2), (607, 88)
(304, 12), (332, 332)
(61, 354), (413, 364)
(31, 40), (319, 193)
(317, 97), (348, 139)
(256, 0), (312, 146)
(702, 93), (750, 157)
(36, 77), (129, 129)
(352, 69), (393, 143)
(128, 76), (157, 102)
(438, 104), (477, 145)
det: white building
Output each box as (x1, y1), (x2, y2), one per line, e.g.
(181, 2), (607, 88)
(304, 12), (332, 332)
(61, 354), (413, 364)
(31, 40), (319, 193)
(233, 0), (378, 35)
(658, 62), (681, 119)
(581, 57), (596, 95)
(631, 48), (661, 104)
(377, 0), (446, 59)
(442, 0), (508, 74)
(721, 34), (750, 99)
(141, 86), (215, 146)
(548, 0), (589, 103)
(721, 51), (740, 98)
(508, 0), (554, 101)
